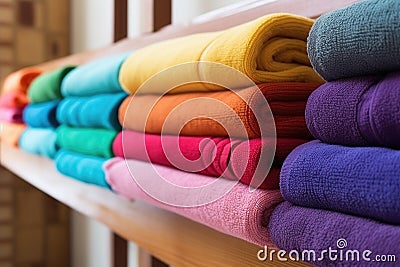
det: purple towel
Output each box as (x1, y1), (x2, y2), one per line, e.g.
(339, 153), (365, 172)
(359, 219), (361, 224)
(306, 71), (400, 148)
(269, 202), (400, 267)
(280, 140), (400, 224)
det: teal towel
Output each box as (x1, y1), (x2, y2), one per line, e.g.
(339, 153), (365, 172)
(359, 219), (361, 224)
(54, 150), (110, 188)
(61, 54), (129, 97)
(56, 93), (126, 130)
(18, 128), (58, 158)
(308, 0), (400, 81)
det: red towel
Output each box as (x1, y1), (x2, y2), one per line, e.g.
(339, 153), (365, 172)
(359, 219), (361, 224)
(113, 130), (307, 189)
(0, 92), (29, 108)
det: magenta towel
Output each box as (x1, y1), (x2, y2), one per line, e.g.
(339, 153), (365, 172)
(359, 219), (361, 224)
(113, 131), (308, 189)
(0, 107), (24, 123)
(104, 157), (283, 246)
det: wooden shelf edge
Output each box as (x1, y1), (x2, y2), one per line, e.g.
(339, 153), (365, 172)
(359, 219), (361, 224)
(0, 144), (310, 266)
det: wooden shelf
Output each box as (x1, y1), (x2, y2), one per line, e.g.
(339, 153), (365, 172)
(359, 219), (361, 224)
(0, 144), (311, 266)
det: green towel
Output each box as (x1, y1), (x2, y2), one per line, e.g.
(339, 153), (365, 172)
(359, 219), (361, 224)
(28, 66), (76, 103)
(56, 125), (117, 158)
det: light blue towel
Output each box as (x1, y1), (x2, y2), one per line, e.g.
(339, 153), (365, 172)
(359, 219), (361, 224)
(61, 54), (129, 97)
(56, 93), (126, 130)
(23, 100), (59, 128)
(19, 128), (58, 158)
(54, 150), (110, 188)
(308, 0), (400, 81)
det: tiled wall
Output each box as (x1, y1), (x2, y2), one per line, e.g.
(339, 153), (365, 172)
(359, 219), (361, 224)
(0, 0), (70, 83)
(0, 166), (70, 267)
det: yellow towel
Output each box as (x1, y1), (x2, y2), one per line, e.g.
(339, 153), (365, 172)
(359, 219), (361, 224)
(119, 13), (324, 95)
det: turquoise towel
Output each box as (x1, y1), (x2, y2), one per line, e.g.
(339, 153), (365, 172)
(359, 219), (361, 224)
(308, 0), (400, 81)
(56, 93), (126, 130)
(54, 150), (110, 188)
(61, 54), (129, 97)
(18, 128), (58, 158)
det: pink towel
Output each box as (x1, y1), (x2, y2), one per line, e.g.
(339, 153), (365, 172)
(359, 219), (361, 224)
(104, 157), (283, 246)
(0, 107), (24, 123)
(113, 131), (308, 189)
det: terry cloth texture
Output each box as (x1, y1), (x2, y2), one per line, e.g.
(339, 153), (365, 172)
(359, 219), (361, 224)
(307, 0), (400, 81)
(120, 13), (323, 94)
(28, 66), (75, 103)
(18, 128), (58, 158)
(61, 54), (128, 97)
(280, 140), (400, 225)
(104, 157), (283, 246)
(269, 202), (400, 267)
(113, 131), (308, 189)
(56, 126), (117, 158)
(119, 83), (317, 139)
(1, 68), (42, 94)
(55, 150), (109, 188)
(23, 101), (59, 128)
(57, 93), (126, 130)
(306, 71), (400, 148)
(0, 122), (26, 147)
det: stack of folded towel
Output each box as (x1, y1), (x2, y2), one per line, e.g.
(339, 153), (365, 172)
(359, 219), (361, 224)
(54, 54), (128, 188)
(270, 0), (400, 265)
(106, 13), (321, 246)
(0, 68), (42, 146)
(18, 66), (75, 158)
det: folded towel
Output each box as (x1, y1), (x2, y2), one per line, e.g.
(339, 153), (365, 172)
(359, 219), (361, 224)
(0, 122), (26, 147)
(306, 71), (400, 148)
(28, 66), (75, 103)
(120, 14), (323, 95)
(23, 101), (59, 128)
(280, 140), (400, 224)
(1, 68), (42, 94)
(308, 0), (400, 81)
(0, 92), (29, 108)
(18, 128), (58, 158)
(61, 54), (128, 97)
(269, 202), (400, 267)
(56, 126), (116, 158)
(120, 83), (317, 139)
(0, 107), (24, 123)
(114, 131), (308, 189)
(55, 150), (109, 188)
(105, 157), (283, 246)
(57, 93), (126, 130)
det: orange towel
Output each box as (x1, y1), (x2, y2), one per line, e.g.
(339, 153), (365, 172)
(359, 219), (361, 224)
(0, 92), (29, 108)
(1, 68), (42, 94)
(0, 122), (26, 147)
(119, 82), (317, 138)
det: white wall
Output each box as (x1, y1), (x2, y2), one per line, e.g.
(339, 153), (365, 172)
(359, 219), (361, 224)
(70, 0), (114, 52)
(69, 1), (243, 267)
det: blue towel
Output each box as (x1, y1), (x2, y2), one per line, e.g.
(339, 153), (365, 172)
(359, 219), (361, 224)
(18, 128), (58, 158)
(61, 54), (129, 97)
(23, 100), (59, 128)
(57, 93), (126, 130)
(280, 140), (400, 225)
(269, 202), (400, 267)
(54, 150), (110, 188)
(307, 0), (400, 81)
